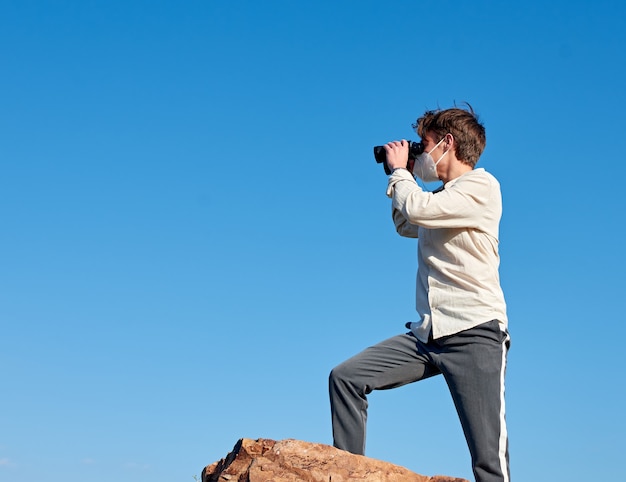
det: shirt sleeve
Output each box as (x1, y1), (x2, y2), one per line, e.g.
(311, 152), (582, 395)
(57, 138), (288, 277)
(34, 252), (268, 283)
(386, 169), (420, 238)
(388, 169), (500, 232)
(392, 207), (420, 238)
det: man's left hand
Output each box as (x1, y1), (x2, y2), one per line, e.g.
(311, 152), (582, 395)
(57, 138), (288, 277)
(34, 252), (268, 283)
(384, 140), (409, 171)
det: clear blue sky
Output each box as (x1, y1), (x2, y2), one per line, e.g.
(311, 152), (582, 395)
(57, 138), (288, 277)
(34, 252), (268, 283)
(2, 1), (625, 481)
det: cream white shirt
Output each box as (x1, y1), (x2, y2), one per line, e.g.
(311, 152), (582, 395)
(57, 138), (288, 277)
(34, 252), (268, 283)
(387, 167), (508, 342)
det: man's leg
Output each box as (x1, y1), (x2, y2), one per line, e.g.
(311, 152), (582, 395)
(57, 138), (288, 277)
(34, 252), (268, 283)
(439, 320), (511, 482)
(329, 332), (439, 454)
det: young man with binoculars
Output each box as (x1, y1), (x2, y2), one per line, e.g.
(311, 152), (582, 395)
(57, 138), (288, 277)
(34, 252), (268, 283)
(329, 105), (511, 482)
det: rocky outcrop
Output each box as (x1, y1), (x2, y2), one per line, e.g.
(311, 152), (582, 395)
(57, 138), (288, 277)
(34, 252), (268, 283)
(202, 438), (468, 482)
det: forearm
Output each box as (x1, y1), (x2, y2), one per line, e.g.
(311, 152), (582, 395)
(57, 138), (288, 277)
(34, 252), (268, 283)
(392, 208), (419, 238)
(387, 168), (420, 238)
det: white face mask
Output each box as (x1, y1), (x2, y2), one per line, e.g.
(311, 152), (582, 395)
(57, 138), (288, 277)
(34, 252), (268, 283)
(412, 137), (448, 182)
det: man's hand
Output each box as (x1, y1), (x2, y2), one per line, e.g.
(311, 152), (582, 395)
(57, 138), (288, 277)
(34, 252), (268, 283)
(384, 140), (409, 172)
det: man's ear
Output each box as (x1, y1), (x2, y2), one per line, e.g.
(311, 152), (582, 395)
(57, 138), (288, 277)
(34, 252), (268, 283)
(444, 133), (455, 151)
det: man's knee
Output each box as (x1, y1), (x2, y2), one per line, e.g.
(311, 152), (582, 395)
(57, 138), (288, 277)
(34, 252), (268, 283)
(329, 360), (356, 388)
(329, 364), (345, 386)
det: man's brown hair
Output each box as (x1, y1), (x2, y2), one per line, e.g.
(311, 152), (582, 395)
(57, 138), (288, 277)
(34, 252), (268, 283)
(413, 104), (486, 167)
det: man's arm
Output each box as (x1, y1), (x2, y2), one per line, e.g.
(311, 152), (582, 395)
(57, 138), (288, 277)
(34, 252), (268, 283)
(392, 207), (420, 238)
(387, 169), (420, 238)
(390, 171), (500, 232)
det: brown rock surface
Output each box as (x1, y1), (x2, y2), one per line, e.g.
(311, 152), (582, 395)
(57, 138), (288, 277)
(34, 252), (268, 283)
(202, 438), (468, 482)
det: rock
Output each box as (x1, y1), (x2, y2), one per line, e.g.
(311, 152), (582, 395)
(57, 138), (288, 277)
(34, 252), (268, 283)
(202, 438), (468, 482)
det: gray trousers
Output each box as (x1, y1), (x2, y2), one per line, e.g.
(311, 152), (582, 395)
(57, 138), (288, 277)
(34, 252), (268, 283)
(329, 320), (510, 482)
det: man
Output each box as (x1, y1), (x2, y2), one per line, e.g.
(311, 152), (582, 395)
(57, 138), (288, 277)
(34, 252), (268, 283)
(329, 106), (510, 482)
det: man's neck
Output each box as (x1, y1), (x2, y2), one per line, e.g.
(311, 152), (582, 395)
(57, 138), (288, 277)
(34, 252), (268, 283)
(441, 159), (473, 184)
